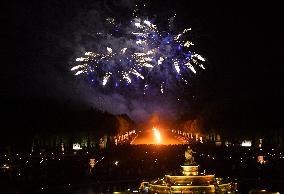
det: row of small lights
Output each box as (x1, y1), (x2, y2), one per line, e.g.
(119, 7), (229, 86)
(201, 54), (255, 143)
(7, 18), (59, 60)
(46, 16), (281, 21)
(2, 149), (284, 170)
(3, 152), (284, 165)
(1, 150), (101, 160)
(2, 147), (281, 156)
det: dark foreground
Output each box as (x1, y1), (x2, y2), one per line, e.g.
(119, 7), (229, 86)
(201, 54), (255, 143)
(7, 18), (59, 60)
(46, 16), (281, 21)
(1, 143), (284, 193)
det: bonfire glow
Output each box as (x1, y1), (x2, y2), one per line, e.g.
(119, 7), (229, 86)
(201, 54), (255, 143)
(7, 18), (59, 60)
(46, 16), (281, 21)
(153, 127), (161, 144)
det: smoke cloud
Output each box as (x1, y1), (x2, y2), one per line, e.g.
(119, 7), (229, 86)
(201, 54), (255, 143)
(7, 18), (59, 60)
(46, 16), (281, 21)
(37, 0), (194, 123)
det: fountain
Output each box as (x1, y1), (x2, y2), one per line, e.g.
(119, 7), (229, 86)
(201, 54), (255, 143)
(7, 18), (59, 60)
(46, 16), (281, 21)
(139, 146), (237, 193)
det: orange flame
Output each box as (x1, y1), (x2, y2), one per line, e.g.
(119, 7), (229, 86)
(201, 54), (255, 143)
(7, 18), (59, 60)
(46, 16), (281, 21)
(153, 127), (161, 144)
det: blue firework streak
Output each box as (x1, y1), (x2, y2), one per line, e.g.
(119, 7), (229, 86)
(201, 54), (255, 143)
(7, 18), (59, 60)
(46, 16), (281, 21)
(71, 13), (205, 94)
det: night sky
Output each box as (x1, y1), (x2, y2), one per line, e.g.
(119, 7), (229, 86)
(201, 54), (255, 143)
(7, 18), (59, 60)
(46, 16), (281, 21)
(1, 0), (283, 132)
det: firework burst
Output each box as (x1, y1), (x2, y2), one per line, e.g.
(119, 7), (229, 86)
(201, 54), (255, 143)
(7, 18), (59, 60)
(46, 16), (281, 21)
(71, 6), (205, 95)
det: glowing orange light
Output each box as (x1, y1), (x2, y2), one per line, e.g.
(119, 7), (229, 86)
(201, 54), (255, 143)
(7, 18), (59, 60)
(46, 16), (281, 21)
(153, 127), (161, 144)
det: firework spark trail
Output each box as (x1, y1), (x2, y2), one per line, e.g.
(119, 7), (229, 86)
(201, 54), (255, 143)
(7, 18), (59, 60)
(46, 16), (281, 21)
(71, 6), (205, 95)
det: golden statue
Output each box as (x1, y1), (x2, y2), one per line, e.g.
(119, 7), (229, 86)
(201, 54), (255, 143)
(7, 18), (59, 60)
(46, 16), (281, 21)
(185, 146), (196, 165)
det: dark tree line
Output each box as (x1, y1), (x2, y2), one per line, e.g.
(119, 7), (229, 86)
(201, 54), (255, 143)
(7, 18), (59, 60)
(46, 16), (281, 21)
(1, 98), (134, 152)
